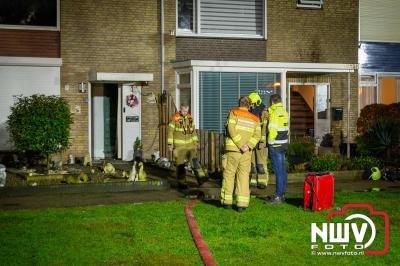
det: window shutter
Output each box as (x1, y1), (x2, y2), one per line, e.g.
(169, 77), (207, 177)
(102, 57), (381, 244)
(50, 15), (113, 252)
(221, 73), (239, 131)
(200, 0), (263, 36)
(199, 72), (282, 131)
(239, 72), (257, 97)
(200, 72), (221, 131)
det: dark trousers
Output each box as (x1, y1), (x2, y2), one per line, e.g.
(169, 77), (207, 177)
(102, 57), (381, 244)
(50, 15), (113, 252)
(269, 146), (288, 197)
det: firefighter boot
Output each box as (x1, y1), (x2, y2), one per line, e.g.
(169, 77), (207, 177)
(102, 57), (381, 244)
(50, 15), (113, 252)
(176, 164), (188, 189)
(192, 158), (208, 186)
(250, 163), (257, 188)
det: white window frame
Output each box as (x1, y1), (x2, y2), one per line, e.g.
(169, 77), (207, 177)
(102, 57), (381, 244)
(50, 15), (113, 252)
(175, 71), (193, 108)
(358, 72), (400, 114)
(176, 0), (266, 39)
(358, 73), (378, 115)
(0, 0), (60, 31)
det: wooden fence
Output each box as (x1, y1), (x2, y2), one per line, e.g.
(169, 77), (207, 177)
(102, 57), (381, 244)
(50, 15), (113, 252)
(158, 93), (224, 174)
(197, 129), (225, 174)
(158, 93), (176, 160)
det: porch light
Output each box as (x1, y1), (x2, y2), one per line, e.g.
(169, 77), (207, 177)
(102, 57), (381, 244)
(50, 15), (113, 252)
(274, 82), (281, 87)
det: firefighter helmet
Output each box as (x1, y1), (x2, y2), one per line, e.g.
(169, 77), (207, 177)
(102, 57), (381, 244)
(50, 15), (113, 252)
(249, 92), (262, 106)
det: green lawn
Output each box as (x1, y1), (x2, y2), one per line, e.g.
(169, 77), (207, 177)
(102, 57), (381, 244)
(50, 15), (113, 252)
(0, 191), (398, 265)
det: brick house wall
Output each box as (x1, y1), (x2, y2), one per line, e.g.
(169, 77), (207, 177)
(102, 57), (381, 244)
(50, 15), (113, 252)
(176, 37), (266, 61)
(267, 0), (358, 63)
(270, 0), (359, 144)
(176, 0), (358, 64)
(61, 0), (176, 158)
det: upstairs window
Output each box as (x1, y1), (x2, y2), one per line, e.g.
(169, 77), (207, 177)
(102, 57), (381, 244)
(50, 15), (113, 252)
(177, 0), (264, 39)
(178, 0), (195, 32)
(0, 0), (59, 30)
(297, 0), (323, 9)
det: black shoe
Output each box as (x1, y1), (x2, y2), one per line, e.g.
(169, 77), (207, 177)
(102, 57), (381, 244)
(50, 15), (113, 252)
(265, 194), (284, 205)
(223, 204), (233, 209)
(236, 207), (247, 212)
(257, 184), (267, 189)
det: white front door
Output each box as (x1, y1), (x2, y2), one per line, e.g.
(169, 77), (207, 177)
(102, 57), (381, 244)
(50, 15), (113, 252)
(314, 84), (330, 140)
(122, 84), (141, 161)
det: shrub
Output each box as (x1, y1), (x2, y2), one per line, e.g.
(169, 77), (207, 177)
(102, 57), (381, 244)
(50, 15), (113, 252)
(356, 117), (400, 159)
(350, 156), (381, 170)
(309, 154), (341, 172)
(357, 103), (400, 134)
(287, 136), (314, 164)
(7, 94), (73, 168)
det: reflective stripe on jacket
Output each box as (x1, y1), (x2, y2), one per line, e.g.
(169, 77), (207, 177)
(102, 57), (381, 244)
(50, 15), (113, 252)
(225, 107), (261, 152)
(267, 103), (289, 150)
(168, 113), (198, 147)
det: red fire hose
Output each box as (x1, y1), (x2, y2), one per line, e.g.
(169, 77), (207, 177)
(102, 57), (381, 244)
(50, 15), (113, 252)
(184, 199), (217, 266)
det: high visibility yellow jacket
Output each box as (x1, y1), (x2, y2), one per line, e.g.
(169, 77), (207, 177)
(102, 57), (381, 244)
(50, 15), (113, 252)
(225, 107), (261, 152)
(168, 113), (198, 147)
(267, 103), (289, 150)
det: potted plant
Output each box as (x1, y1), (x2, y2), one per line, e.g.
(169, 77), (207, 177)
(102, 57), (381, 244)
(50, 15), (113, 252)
(318, 133), (334, 155)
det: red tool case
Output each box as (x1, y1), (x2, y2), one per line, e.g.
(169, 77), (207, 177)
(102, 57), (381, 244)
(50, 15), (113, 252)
(304, 172), (334, 211)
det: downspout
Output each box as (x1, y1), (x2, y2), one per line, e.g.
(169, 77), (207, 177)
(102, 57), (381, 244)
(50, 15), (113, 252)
(347, 71), (351, 159)
(161, 0), (165, 94)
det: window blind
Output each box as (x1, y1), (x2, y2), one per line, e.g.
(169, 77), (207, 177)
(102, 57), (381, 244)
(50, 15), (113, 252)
(200, 0), (263, 36)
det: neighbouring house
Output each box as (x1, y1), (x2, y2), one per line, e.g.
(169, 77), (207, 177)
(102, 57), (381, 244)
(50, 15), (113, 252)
(358, 0), (400, 112)
(0, 0), (61, 151)
(0, 0), (360, 162)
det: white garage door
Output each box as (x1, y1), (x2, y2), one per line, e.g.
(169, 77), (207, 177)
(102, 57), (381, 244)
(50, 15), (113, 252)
(0, 63), (61, 150)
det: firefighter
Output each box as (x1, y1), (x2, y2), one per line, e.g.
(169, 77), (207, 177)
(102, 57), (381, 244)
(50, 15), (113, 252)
(266, 94), (289, 205)
(220, 96), (261, 212)
(168, 103), (208, 188)
(248, 91), (269, 189)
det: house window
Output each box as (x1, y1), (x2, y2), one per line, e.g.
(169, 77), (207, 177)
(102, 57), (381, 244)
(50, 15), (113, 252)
(379, 77), (400, 105)
(359, 85), (377, 111)
(177, 73), (192, 109)
(177, 0), (264, 38)
(0, 0), (58, 29)
(178, 0), (195, 32)
(297, 0), (323, 9)
(199, 72), (280, 132)
(359, 75), (400, 111)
